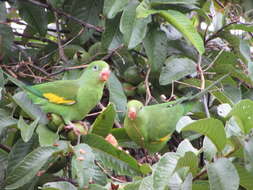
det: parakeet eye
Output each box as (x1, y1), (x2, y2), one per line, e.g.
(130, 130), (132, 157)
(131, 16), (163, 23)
(92, 65), (99, 71)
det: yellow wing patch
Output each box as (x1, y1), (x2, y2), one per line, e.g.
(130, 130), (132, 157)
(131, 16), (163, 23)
(150, 134), (171, 144)
(43, 93), (76, 105)
(158, 134), (170, 142)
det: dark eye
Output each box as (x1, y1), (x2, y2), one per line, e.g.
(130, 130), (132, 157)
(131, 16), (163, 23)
(92, 65), (98, 71)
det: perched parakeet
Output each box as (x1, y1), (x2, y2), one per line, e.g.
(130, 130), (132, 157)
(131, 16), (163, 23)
(10, 61), (110, 126)
(124, 100), (184, 153)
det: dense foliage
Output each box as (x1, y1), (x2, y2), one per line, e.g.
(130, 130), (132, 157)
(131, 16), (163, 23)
(0, 0), (253, 189)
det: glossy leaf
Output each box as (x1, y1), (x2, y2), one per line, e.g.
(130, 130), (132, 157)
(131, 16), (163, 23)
(107, 73), (127, 121)
(18, 117), (39, 143)
(42, 181), (77, 190)
(143, 25), (168, 75)
(72, 143), (95, 187)
(6, 146), (58, 189)
(152, 152), (180, 190)
(83, 134), (142, 176)
(91, 103), (116, 137)
(36, 125), (59, 146)
(181, 118), (226, 151)
(120, 1), (150, 49)
(159, 57), (196, 85)
(17, 1), (48, 36)
(207, 158), (239, 190)
(12, 92), (48, 125)
(103, 0), (129, 19)
(228, 99), (253, 134)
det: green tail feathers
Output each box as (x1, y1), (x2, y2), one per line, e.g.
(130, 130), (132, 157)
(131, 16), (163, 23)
(2, 69), (44, 98)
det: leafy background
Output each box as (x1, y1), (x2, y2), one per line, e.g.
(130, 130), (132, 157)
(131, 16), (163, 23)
(0, 0), (253, 189)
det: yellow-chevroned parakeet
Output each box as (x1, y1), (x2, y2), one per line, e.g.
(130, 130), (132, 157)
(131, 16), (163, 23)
(124, 100), (184, 153)
(7, 61), (110, 126)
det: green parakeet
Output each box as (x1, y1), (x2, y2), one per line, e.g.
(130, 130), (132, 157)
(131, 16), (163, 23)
(124, 100), (184, 153)
(7, 61), (110, 126)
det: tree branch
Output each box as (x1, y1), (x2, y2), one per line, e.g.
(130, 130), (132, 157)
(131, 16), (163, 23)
(24, 0), (103, 32)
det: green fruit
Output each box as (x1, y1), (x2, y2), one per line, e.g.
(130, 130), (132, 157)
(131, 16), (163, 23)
(123, 83), (136, 97)
(123, 65), (143, 85)
(137, 81), (146, 95)
(47, 113), (64, 132)
(73, 50), (91, 64)
(67, 123), (88, 142)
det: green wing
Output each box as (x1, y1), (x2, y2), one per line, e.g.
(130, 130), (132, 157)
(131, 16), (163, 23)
(144, 104), (184, 141)
(28, 80), (80, 105)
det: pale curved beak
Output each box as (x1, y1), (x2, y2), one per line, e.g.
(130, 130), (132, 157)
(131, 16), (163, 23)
(99, 68), (111, 82)
(128, 107), (137, 120)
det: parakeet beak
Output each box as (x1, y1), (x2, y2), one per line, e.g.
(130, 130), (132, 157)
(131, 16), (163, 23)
(99, 68), (111, 82)
(128, 107), (137, 120)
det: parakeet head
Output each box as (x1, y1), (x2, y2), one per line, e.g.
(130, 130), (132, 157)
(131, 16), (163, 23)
(127, 100), (144, 120)
(86, 61), (111, 82)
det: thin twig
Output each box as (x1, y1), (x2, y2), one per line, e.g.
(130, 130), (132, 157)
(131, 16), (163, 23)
(205, 21), (238, 44)
(174, 80), (201, 89)
(196, 54), (210, 118)
(13, 31), (56, 44)
(39, 28), (85, 62)
(94, 160), (125, 183)
(101, 44), (124, 61)
(203, 49), (225, 72)
(0, 144), (11, 153)
(25, 0), (103, 32)
(145, 67), (152, 106)
(54, 12), (69, 65)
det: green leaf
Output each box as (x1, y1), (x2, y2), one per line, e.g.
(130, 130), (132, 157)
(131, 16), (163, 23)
(203, 137), (217, 161)
(139, 175), (153, 190)
(111, 128), (132, 143)
(0, 109), (17, 134)
(0, 24), (14, 56)
(0, 2), (7, 21)
(36, 125), (59, 146)
(176, 152), (199, 175)
(181, 118), (226, 151)
(102, 14), (123, 50)
(176, 139), (199, 156)
(153, 152), (180, 190)
(42, 181), (77, 190)
(226, 24), (253, 32)
(123, 180), (141, 190)
(137, 9), (205, 54)
(120, 1), (151, 49)
(228, 99), (253, 134)
(107, 73), (127, 121)
(192, 180), (210, 190)
(83, 134), (142, 176)
(91, 103), (116, 137)
(12, 92), (48, 125)
(159, 57), (196, 85)
(207, 158), (239, 190)
(150, 0), (198, 5)
(143, 25), (168, 75)
(103, 0), (129, 19)
(71, 143), (95, 187)
(6, 146), (58, 189)
(18, 117), (39, 143)
(17, 1), (48, 36)
(7, 137), (36, 174)
(88, 184), (107, 190)
(182, 78), (234, 106)
(235, 164), (253, 190)
(182, 173), (193, 190)
(243, 137), (253, 173)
